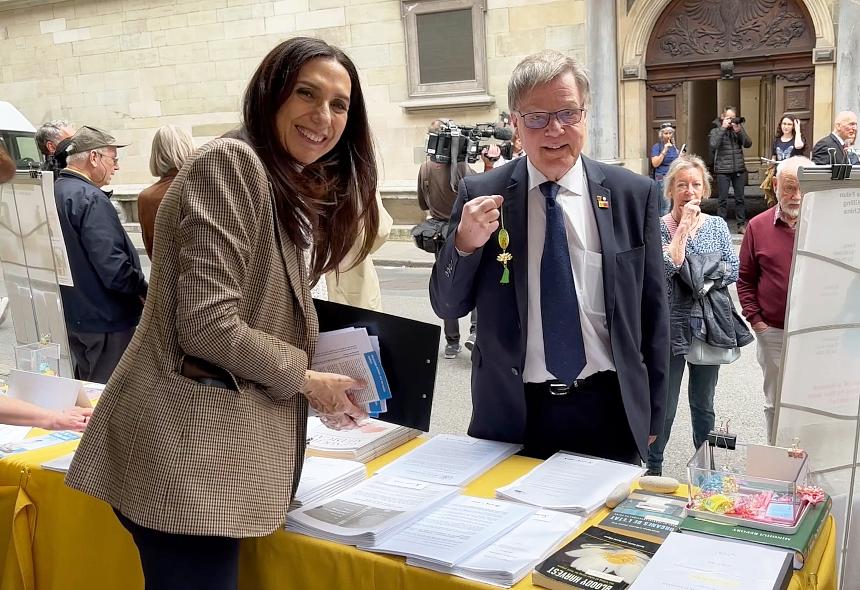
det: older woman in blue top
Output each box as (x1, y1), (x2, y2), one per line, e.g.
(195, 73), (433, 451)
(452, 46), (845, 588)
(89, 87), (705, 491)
(650, 122), (679, 215)
(646, 154), (749, 477)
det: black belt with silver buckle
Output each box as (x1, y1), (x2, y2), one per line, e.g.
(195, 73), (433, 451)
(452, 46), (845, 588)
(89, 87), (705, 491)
(548, 382), (571, 396)
(545, 371), (614, 396)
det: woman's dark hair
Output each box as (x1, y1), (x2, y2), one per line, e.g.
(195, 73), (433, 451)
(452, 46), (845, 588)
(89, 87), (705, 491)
(243, 37), (379, 282)
(774, 113), (797, 138)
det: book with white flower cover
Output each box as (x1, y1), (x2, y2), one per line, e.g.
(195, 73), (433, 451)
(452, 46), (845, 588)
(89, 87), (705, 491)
(532, 526), (660, 590)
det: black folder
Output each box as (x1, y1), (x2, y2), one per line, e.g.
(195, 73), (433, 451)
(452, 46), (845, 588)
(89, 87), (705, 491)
(313, 299), (440, 432)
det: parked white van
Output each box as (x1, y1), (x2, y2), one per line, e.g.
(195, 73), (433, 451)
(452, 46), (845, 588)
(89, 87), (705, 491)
(0, 101), (41, 170)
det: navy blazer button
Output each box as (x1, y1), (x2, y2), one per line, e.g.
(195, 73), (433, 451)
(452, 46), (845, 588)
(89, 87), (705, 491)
(511, 367), (519, 376)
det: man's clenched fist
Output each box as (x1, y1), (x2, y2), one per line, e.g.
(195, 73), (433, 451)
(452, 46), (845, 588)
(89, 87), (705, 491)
(454, 195), (504, 254)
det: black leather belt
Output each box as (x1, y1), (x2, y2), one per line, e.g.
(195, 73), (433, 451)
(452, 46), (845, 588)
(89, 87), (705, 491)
(529, 371), (617, 396)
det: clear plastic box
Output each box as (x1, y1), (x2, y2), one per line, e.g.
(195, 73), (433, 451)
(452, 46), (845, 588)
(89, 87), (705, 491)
(686, 441), (809, 533)
(14, 342), (61, 376)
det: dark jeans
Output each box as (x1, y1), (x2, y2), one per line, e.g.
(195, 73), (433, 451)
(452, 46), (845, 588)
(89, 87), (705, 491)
(715, 171), (747, 226)
(647, 354), (720, 473)
(444, 310), (477, 345)
(522, 371), (640, 464)
(115, 509), (240, 590)
(68, 326), (135, 384)
(434, 247), (477, 344)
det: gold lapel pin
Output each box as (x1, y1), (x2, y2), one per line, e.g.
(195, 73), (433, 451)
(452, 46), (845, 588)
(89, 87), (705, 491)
(597, 195), (609, 209)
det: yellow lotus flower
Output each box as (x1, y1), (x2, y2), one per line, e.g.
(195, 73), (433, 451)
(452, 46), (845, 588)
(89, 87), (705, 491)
(497, 252), (512, 263)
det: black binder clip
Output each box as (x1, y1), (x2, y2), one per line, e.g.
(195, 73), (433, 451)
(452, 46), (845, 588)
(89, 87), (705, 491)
(828, 147), (853, 180)
(707, 418), (737, 450)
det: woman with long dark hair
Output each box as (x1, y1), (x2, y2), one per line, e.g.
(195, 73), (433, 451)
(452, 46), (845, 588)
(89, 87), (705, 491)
(66, 37), (379, 589)
(771, 113), (805, 161)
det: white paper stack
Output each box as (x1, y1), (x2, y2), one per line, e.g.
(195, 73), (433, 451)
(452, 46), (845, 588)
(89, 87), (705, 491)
(306, 416), (420, 463)
(364, 495), (534, 567)
(629, 532), (792, 590)
(41, 451), (76, 473)
(376, 434), (522, 486)
(312, 328), (391, 416)
(496, 451), (644, 515)
(286, 475), (459, 546)
(0, 423), (31, 446)
(290, 457), (366, 510)
(425, 510), (584, 588)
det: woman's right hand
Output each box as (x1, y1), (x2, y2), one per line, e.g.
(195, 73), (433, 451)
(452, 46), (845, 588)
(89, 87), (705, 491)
(48, 406), (94, 432)
(302, 370), (368, 429)
(678, 198), (701, 229)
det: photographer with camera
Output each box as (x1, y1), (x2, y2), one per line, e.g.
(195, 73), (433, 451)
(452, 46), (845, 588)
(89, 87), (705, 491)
(417, 120), (476, 359)
(709, 106), (752, 234)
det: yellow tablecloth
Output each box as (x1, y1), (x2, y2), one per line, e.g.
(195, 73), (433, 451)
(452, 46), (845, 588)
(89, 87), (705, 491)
(0, 436), (837, 590)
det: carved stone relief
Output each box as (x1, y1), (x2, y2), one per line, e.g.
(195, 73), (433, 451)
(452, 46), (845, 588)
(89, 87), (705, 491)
(647, 0), (815, 65)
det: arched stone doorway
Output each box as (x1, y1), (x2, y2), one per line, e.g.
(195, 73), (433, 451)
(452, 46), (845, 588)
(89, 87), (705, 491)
(620, 0), (836, 173)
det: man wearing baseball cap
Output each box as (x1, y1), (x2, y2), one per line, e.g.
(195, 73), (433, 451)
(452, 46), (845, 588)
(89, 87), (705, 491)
(55, 126), (148, 383)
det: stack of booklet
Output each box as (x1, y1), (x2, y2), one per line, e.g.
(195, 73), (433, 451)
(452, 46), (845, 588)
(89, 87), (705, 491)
(496, 452), (645, 515)
(42, 450), (76, 473)
(286, 475), (459, 546)
(305, 416), (420, 463)
(289, 457), (366, 510)
(375, 499), (583, 588)
(312, 328), (391, 416)
(629, 532), (793, 590)
(375, 434), (521, 486)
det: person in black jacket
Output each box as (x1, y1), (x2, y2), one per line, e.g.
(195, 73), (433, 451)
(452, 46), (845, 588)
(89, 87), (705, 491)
(55, 126), (148, 383)
(35, 120), (76, 177)
(708, 106), (752, 233)
(811, 111), (858, 165)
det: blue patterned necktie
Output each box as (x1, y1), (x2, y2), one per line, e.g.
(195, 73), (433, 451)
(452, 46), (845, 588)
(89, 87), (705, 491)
(539, 181), (586, 386)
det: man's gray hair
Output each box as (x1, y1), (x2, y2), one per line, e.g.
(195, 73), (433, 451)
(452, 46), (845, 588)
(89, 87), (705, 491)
(508, 50), (591, 111)
(34, 120), (74, 156)
(149, 125), (194, 177)
(65, 151), (91, 166)
(776, 155), (814, 182)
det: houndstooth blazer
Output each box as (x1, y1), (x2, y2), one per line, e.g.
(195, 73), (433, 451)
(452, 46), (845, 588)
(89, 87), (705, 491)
(66, 138), (319, 537)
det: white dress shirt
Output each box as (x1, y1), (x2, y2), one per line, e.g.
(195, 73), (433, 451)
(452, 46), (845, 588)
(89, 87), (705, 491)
(522, 157), (615, 383)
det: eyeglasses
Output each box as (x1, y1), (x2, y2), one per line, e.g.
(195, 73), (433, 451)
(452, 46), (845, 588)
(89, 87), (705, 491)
(96, 151), (119, 165)
(517, 108), (586, 129)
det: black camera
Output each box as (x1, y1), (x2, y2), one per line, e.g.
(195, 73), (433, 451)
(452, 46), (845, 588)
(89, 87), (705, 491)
(425, 120), (513, 164)
(731, 116), (746, 125)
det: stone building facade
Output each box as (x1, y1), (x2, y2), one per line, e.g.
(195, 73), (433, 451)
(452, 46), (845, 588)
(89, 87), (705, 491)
(0, 0), (855, 218)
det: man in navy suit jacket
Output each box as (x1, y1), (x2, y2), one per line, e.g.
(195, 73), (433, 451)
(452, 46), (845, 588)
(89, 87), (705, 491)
(430, 50), (669, 463)
(811, 111), (858, 165)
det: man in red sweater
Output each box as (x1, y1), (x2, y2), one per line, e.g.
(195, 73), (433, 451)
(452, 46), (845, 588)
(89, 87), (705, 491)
(737, 156), (813, 443)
